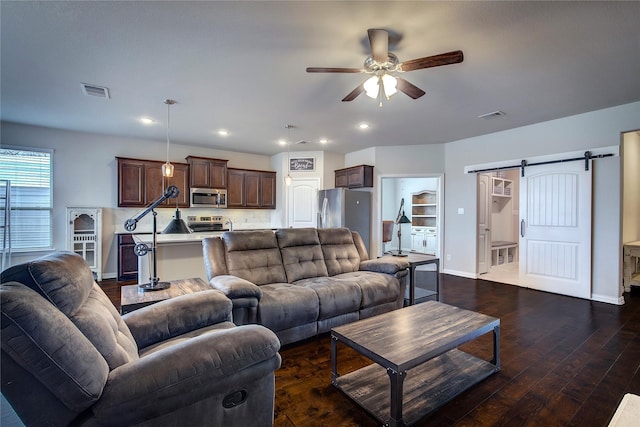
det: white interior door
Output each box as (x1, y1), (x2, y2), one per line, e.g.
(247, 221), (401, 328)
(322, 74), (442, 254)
(287, 178), (319, 228)
(477, 174), (491, 274)
(519, 161), (592, 298)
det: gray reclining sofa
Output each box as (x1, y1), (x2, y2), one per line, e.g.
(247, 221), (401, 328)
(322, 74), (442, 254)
(1, 252), (281, 426)
(203, 227), (409, 345)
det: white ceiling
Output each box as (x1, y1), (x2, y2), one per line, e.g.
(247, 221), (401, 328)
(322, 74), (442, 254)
(2, 1), (639, 156)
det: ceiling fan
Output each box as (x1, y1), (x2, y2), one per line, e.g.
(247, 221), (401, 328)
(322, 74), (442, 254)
(306, 29), (463, 105)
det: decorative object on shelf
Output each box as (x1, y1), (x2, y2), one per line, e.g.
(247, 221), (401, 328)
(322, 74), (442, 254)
(306, 28), (463, 106)
(162, 196), (192, 234)
(162, 99), (176, 178)
(123, 185), (179, 291)
(394, 198), (411, 257)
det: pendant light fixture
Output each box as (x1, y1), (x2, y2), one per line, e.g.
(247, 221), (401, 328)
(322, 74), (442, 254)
(162, 99), (176, 178)
(285, 124), (293, 186)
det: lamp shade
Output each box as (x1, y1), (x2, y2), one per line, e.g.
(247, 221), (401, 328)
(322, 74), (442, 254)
(381, 74), (397, 97)
(397, 211), (411, 224)
(363, 76), (379, 98)
(162, 209), (192, 234)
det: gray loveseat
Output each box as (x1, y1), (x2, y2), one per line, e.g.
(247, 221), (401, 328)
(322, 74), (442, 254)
(203, 227), (409, 345)
(1, 252), (281, 426)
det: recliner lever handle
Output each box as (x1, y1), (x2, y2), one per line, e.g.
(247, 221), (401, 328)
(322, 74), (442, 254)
(222, 389), (248, 408)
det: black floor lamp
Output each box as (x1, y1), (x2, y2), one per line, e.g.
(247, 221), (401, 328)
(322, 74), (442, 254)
(394, 198), (412, 257)
(124, 185), (179, 291)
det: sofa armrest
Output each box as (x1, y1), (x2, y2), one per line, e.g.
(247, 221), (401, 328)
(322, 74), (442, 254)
(93, 325), (281, 425)
(359, 258), (409, 275)
(210, 275), (263, 300)
(123, 290), (232, 349)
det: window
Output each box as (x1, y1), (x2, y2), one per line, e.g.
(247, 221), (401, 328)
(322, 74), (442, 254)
(0, 147), (53, 251)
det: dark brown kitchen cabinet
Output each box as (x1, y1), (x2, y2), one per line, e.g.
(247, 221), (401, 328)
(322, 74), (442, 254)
(117, 157), (189, 208)
(145, 162), (190, 207)
(260, 172), (276, 208)
(118, 159), (145, 206)
(186, 156), (227, 188)
(335, 165), (374, 188)
(227, 168), (276, 209)
(117, 234), (139, 282)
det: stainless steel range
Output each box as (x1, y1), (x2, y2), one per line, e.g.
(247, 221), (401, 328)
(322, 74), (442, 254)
(186, 216), (229, 233)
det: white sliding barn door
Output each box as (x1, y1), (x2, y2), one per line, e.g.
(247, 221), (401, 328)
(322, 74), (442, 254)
(287, 178), (319, 228)
(519, 161), (592, 298)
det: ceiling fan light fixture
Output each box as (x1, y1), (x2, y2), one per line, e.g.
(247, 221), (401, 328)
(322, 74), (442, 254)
(381, 74), (397, 97)
(363, 76), (379, 99)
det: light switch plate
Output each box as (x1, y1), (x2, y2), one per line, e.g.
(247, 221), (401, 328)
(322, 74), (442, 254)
(458, 208), (465, 215)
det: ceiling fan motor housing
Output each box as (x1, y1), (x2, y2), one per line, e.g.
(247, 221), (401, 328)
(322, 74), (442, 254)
(364, 52), (400, 73)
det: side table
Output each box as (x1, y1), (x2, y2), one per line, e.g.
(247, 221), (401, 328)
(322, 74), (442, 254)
(382, 253), (440, 305)
(120, 277), (210, 314)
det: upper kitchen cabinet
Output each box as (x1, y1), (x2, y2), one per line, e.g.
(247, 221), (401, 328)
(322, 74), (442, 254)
(186, 156), (228, 188)
(117, 157), (189, 208)
(227, 168), (276, 209)
(335, 165), (374, 188)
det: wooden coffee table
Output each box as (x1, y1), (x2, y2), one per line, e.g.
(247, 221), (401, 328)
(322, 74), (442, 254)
(331, 301), (500, 427)
(120, 277), (210, 314)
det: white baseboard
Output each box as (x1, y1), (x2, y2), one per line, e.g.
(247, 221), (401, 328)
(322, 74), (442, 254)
(591, 293), (625, 305)
(101, 272), (117, 280)
(441, 269), (477, 279)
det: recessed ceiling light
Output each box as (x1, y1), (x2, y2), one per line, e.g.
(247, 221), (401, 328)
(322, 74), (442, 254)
(319, 138), (328, 144)
(278, 139), (287, 146)
(139, 117), (154, 125)
(218, 129), (229, 136)
(359, 123), (369, 129)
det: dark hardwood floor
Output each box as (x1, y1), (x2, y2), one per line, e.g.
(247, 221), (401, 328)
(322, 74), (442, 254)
(97, 275), (640, 427)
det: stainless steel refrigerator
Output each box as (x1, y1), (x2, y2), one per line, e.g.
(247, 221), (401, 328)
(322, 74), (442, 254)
(317, 188), (371, 254)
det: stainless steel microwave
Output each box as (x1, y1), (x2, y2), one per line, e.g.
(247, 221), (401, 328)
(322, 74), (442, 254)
(190, 188), (227, 208)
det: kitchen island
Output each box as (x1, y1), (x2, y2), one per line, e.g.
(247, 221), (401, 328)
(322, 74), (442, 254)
(135, 232), (224, 286)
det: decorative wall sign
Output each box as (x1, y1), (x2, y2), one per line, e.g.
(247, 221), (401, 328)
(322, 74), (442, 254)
(289, 157), (315, 171)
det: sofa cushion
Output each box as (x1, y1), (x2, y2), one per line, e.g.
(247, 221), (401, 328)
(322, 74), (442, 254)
(294, 277), (361, 320)
(333, 271), (401, 308)
(257, 283), (319, 332)
(1, 252), (139, 369)
(317, 228), (361, 276)
(276, 228), (328, 283)
(223, 231), (287, 285)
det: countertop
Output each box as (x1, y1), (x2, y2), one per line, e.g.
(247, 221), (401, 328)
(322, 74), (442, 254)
(125, 229), (277, 244)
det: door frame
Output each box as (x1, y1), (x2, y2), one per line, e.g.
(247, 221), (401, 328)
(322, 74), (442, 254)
(376, 173), (444, 259)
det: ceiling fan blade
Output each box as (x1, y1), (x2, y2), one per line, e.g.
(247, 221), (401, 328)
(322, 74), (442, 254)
(306, 67), (363, 73)
(399, 50), (464, 72)
(342, 84), (364, 102)
(368, 29), (389, 63)
(396, 77), (426, 99)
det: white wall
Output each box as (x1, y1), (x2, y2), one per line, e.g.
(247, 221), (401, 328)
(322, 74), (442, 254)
(444, 101), (640, 302)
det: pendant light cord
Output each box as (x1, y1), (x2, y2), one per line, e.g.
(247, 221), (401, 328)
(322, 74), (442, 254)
(166, 100), (171, 163)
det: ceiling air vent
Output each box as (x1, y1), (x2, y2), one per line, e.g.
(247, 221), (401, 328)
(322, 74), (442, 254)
(81, 83), (110, 99)
(477, 110), (505, 119)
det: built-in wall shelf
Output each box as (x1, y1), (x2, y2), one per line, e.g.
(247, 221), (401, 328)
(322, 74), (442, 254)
(492, 177), (513, 198)
(491, 241), (518, 266)
(411, 190), (437, 254)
